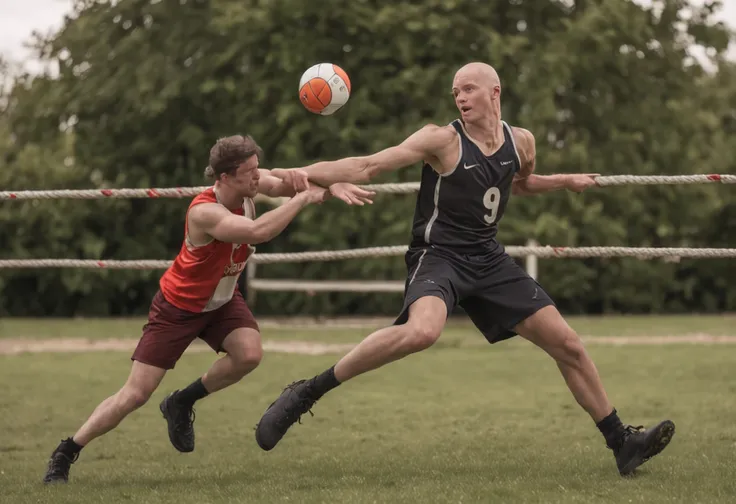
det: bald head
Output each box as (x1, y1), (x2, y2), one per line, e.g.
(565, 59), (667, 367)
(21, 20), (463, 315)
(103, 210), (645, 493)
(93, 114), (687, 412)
(454, 62), (500, 90)
(451, 62), (502, 122)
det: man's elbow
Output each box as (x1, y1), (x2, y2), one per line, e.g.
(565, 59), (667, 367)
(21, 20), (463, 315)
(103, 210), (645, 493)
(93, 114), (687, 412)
(214, 225), (267, 246)
(247, 227), (271, 245)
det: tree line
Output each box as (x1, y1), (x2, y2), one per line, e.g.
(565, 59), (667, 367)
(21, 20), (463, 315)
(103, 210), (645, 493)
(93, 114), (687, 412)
(0, 0), (734, 317)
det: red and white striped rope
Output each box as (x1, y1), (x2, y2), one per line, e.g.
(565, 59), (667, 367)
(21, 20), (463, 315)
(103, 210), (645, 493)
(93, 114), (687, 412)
(1, 175), (734, 200)
(0, 186), (209, 200)
(0, 245), (734, 269)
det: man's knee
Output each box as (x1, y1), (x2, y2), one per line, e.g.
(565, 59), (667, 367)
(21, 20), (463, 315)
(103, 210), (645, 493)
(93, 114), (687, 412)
(119, 360), (166, 412)
(231, 344), (263, 372)
(402, 321), (443, 352)
(554, 333), (588, 368)
(223, 328), (263, 373)
(402, 296), (447, 352)
(118, 385), (153, 411)
(516, 306), (589, 366)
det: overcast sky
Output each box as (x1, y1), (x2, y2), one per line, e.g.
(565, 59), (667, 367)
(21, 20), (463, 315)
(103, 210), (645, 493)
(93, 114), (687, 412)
(0, 0), (734, 73)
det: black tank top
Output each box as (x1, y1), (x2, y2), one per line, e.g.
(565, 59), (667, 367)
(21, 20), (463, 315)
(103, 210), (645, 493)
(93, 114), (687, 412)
(409, 119), (521, 254)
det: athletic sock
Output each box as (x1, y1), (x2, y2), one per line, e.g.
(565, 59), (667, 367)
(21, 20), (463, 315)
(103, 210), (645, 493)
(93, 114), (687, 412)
(58, 437), (84, 457)
(307, 366), (341, 399)
(596, 408), (625, 449)
(174, 377), (210, 406)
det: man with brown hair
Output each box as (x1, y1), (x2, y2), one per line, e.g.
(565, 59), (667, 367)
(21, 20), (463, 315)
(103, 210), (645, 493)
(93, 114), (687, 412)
(42, 134), (374, 484)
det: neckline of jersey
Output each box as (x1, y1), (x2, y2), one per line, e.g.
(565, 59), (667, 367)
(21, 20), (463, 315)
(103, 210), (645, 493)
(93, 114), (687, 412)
(457, 119), (507, 160)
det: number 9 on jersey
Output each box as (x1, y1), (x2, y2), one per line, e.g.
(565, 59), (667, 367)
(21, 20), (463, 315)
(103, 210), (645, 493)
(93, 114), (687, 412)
(483, 187), (501, 224)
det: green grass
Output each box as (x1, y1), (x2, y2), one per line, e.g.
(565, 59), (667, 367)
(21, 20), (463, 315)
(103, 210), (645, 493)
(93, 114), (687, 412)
(1, 313), (734, 343)
(1, 316), (735, 503)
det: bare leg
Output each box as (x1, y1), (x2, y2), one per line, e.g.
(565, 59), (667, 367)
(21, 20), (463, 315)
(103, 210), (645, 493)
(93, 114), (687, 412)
(74, 361), (166, 446)
(201, 328), (263, 393)
(334, 295), (448, 382)
(514, 305), (612, 422)
(515, 305), (676, 475)
(254, 295), (449, 451)
(159, 328), (263, 454)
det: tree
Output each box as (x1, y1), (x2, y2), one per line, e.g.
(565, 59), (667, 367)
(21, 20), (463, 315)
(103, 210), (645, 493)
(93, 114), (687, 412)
(1, 0), (734, 316)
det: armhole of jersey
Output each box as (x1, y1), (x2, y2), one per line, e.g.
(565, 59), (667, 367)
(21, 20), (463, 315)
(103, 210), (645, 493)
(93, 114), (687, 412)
(502, 121), (522, 173)
(441, 120), (463, 178)
(243, 197), (256, 219)
(185, 201), (215, 250)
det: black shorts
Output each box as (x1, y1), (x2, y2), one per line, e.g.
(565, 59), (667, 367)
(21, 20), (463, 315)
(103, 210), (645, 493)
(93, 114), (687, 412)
(394, 245), (555, 343)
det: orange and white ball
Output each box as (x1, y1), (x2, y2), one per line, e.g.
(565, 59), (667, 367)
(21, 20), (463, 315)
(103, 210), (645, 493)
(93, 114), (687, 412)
(298, 63), (351, 115)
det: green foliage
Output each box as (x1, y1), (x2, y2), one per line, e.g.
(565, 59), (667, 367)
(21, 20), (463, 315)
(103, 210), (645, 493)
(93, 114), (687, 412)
(0, 0), (734, 316)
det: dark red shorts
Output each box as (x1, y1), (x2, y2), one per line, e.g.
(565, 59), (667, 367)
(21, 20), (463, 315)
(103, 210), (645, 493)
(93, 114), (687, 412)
(131, 289), (259, 370)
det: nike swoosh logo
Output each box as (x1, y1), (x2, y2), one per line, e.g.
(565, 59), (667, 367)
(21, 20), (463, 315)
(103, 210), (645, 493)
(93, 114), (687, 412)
(464, 163), (479, 170)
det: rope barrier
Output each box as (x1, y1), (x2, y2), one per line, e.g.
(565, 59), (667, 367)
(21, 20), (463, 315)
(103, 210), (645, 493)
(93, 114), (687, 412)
(1, 246), (734, 269)
(1, 175), (734, 200)
(0, 187), (208, 200)
(249, 279), (406, 293)
(593, 174), (735, 186)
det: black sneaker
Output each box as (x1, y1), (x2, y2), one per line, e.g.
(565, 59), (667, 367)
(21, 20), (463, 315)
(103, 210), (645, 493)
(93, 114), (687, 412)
(43, 448), (78, 484)
(255, 380), (317, 451)
(613, 420), (675, 476)
(159, 391), (195, 453)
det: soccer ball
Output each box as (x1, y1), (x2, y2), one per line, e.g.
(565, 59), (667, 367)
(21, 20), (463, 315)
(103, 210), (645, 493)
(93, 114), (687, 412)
(298, 63), (351, 116)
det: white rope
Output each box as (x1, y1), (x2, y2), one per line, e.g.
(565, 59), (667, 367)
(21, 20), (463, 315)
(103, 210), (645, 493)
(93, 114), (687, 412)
(1, 175), (733, 200)
(249, 279), (405, 292)
(253, 246), (409, 263)
(0, 187), (209, 200)
(505, 246), (736, 259)
(0, 246), (734, 269)
(594, 174), (736, 186)
(0, 259), (174, 269)
(358, 182), (420, 193)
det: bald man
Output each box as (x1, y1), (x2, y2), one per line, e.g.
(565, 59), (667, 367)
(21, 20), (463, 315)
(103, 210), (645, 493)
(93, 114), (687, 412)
(255, 63), (675, 476)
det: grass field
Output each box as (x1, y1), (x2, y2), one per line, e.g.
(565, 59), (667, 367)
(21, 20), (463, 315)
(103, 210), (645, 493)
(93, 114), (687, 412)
(1, 315), (735, 503)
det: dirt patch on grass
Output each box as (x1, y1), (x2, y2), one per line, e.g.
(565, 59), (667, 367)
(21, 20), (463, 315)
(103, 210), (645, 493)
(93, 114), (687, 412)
(583, 334), (736, 345)
(0, 338), (357, 356)
(1, 333), (735, 356)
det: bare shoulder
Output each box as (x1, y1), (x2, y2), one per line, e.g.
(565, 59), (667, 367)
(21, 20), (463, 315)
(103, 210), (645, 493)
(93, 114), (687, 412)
(510, 126), (536, 166)
(188, 201), (228, 229)
(417, 123), (457, 144)
(510, 126), (535, 149)
(409, 123), (459, 174)
(411, 123), (458, 162)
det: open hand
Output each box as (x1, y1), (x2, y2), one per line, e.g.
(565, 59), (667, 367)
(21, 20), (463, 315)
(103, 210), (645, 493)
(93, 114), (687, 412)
(567, 174), (599, 193)
(329, 183), (376, 206)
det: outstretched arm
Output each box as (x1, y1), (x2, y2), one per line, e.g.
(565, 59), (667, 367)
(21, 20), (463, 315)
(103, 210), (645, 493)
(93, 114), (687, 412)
(189, 187), (327, 245)
(511, 128), (598, 195)
(258, 169), (375, 205)
(273, 124), (456, 188)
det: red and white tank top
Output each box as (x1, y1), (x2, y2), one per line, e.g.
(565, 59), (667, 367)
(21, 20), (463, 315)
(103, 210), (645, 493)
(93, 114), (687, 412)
(160, 187), (255, 312)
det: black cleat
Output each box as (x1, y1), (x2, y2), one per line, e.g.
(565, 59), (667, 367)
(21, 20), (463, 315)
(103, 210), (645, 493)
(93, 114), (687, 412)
(43, 448), (78, 484)
(613, 420), (675, 476)
(159, 391), (196, 453)
(255, 379), (318, 451)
